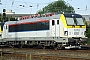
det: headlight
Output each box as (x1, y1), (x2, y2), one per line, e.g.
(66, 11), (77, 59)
(64, 31), (68, 36)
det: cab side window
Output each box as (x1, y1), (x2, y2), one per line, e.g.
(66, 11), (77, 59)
(57, 20), (59, 24)
(6, 25), (7, 29)
(52, 20), (55, 25)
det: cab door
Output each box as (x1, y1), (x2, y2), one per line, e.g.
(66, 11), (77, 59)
(50, 19), (60, 37)
(55, 20), (60, 37)
(50, 20), (55, 37)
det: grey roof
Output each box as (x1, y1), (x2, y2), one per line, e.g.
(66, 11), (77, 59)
(4, 14), (90, 25)
(5, 14), (61, 25)
(5, 13), (90, 21)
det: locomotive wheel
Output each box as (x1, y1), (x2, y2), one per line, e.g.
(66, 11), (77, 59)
(16, 44), (23, 48)
(20, 44), (24, 48)
(54, 47), (58, 50)
(54, 44), (65, 50)
(8, 44), (13, 48)
(43, 46), (46, 49)
(54, 46), (59, 50)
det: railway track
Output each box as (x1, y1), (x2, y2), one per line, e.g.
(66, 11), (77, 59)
(1, 46), (90, 52)
(0, 47), (90, 60)
(0, 47), (90, 53)
(2, 54), (90, 60)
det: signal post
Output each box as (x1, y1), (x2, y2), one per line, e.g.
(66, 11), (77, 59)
(2, 9), (6, 22)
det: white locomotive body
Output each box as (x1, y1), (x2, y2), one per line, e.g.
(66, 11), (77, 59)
(0, 13), (88, 49)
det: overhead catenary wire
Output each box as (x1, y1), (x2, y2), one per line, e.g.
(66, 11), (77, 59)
(4, 0), (7, 8)
(1, 0), (90, 14)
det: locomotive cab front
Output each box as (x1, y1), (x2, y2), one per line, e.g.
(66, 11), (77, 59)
(61, 14), (88, 49)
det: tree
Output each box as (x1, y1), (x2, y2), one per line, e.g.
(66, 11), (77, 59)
(37, 0), (75, 14)
(86, 23), (90, 38)
(0, 14), (18, 22)
(0, 13), (2, 22)
(85, 22), (90, 45)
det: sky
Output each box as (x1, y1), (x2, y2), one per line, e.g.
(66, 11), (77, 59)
(0, 0), (90, 15)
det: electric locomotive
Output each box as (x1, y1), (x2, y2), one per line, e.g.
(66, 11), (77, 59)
(0, 13), (88, 49)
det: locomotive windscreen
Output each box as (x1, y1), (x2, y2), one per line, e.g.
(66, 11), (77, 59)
(64, 14), (84, 26)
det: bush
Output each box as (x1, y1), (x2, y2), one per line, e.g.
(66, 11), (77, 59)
(87, 38), (90, 45)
